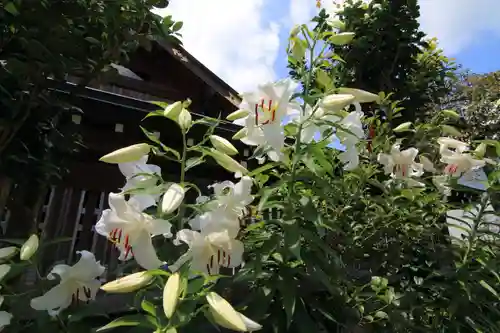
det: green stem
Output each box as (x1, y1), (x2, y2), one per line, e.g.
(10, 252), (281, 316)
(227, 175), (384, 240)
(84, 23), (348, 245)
(178, 132), (188, 230)
(288, 29), (319, 197)
(180, 132), (187, 185)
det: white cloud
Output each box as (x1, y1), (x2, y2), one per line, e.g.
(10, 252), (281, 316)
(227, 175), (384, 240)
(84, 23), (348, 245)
(419, 0), (500, 55)
(157, 0), (281, 93)
(318, 0), (500, 56)
(289, 0), (316, 26)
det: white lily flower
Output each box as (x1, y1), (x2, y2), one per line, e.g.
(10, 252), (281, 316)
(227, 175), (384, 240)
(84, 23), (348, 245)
(440, 152), (485, 177)
(0, 311), (12, 331)
(329, 110), (365, 170)
(210, 176), (253, 219)
(377, 144), (424, 179)
(30, 251), (104, 316)
(118, 155), (162, 211)
(206, 292), (262, 332)
(189, 177), (253, 237)
(170, 224), (244, 275)
(95, 193), (171, 270)
(437, 137), (469, 156)
(233, 79), (299, 161)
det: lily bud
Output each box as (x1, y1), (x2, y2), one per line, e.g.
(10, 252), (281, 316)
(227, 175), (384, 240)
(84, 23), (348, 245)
(210, 135), (238, 156)
(0, 247), (17, 262)
(475, 143), (487, 158)
(327, 19), (346, 31)
(290, 37), (306, 60)
(161, 183), (184, 214)
(337, 87), (379, 103)
(163, 272), (181, 319)
(329, 32), (355, 45)
(232, 128), (248, 140)
(226, 109), (249, 121)
(99, 144), (150, 164)
(320, 94), (355, 110)
(441, 125), (462, 137)
(164, 101), (183, 119)
(20, 234), (39, 261)
(210, 149), (248, 174)
(290, 24), (301, 37)
(0, 265), (10, 282)
(441, 109), (460, 119)
(393, 122), (412, 133)
(206, 292), (262, 332)
(100, 271), (153, 293)
(178, 109), (192, 131)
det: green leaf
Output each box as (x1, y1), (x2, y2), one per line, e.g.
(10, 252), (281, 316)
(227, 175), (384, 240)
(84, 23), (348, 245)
(284, 222), (302, 260)
(281, 284), (296, 328)
(186, 276), (206, 294)
(479, 280), (500, 300)
(141, 300), (156, 318)
(172, 21), (184, 32)
(374, 311), (388, 319)
(248, 162), (278, 177)
(149, 101), (169, 109)
(96, 315), (156, 332)
(185, 157), (204, 171)
(85, 37), (100, 44)
(4, 2), (18, 15)
(141, 127), (180, 160)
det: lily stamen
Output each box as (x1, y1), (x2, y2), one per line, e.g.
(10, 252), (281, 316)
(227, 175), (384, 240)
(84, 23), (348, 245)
(254, 99), (277, 126)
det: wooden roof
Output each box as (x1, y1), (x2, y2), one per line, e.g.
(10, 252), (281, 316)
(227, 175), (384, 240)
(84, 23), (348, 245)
(102, 41), (242, 117)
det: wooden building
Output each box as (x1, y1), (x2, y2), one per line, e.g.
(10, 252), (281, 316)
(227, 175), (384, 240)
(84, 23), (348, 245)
(0, 41), (254, 280)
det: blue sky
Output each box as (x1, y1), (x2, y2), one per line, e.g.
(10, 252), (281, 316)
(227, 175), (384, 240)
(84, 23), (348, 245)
(162, 0), (500, 93)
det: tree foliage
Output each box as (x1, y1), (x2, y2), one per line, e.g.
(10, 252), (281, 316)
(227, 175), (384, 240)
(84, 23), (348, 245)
(461, 71), (500, 140)
(0, 0), (179, 183)
(289, 0), (457, 123)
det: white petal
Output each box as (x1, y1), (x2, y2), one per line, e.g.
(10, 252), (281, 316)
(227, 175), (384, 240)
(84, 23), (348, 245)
(94, 209), (127, 238)
(173, 229), (201, 247)
(69, 251), (105, 282)
(339, 147), (359, 170)
(225, 239), (244, 268)
(0, 247), (17, 261)
(77, 279), (101, 302)
(148, 219), (173, 237)
(240, 312), (263, 331)
(47, 264), (71, 281)
(30, 281), (74, 315)
(129, 194), (157, 212)
(0, 311), (12, 330)
(108, 193), (130, 218)
(132, 230), (164, 270)
(0, 265), (10, 282)
(118, 155), (149, 178)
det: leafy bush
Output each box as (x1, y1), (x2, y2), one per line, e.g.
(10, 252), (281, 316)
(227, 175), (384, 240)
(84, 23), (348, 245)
(0, 12), (499, 333)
